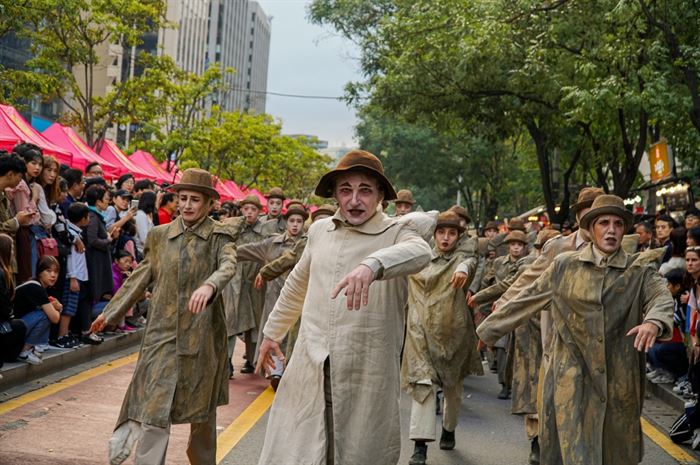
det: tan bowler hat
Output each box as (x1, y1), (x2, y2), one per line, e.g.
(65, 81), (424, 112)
(449, 205), (471, 224)
(314, 150), (397, 200)
(507, 218), (526, 232)
(240, 194), (262, 209)
(504, 230), (528, 244)
(484, 220), (500, 232)
(579, 194), (634, 231)
(534, 229), (560, 249)
(311, 204), (337, 222)
(284, 205), (309, 221)
(266, 187), (286, 200)
(435, 211), (465, 234)
(394, 189), (416, 205)
(571, 187), (606, 214)
(170, 168), (219, 200)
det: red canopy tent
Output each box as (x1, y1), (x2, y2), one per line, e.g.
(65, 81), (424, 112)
(223, 180), (246, 200)
(97, 140), (152, 180)
(0, 104), (72, 165)
(43, 123), (123, 178)
(129, 150), (178, 185)
(159, 160), (182, 183)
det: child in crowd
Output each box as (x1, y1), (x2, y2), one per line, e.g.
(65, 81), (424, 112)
(14, 256), (63, 365)
(110, 250), (136, 332)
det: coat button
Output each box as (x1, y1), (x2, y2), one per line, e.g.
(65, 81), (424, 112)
(597, 337), (603, 342)
(600, 396), (606, 403)
(597, 367), (605, 373)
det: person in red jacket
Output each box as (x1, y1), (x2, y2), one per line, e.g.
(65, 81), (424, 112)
(157, 192), (177, 225)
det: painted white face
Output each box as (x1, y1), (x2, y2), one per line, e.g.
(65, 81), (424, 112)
(178, 190), (211, 226)
(333, 172), (383, 226)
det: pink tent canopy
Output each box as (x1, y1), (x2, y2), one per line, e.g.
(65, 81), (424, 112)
(0, 104), (72, 164)
(129, 150), (179, 185)
(159, 160), (182, 182)
(43, 123), (123, 178)
(97, 140), (152, 180)
(223, 180), (245, 200)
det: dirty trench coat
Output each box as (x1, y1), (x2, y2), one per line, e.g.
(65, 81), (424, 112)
(101, 216), (239, 428)
(402, 245), (483, 403)
(478, 244), (673, 465)
(258, 210), (431, 465)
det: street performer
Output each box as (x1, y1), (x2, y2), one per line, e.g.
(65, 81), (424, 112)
(256, 150), (431, 465)
(402, 210), (482, 465)
(91, 168), (240, 465)
(478, 194), (674, 465)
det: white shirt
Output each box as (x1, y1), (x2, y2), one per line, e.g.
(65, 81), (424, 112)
(66, 222), (88, 281)
(134, 210), (153, 254)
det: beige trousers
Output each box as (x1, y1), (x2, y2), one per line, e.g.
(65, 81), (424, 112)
(409, 382), (463, 441)
(525, 414), (539, 440)
(109, 414), (217, 465)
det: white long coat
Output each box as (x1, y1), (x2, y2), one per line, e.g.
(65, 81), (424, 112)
(258, 210), (432, 465)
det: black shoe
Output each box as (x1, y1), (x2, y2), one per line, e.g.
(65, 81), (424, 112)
(270, 375), (281, 391)
(497, 384), (510, 399)
(409, 441), (427, 465)
(50, 335), (73, 349)
(529, 437), (540, 464)
(228, 360), (235, 379)
(81, 332), (104, 345)
(240, 361), (255, 373)
(439, 428), (455, 450)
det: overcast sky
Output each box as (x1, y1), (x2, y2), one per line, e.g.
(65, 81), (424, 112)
(257, 0), (361, 147)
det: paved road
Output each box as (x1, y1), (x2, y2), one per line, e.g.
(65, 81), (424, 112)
(0, 342), (698, 465)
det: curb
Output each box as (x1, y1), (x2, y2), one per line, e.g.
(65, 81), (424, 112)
(647, 379), (686, 413)
(0, 329), (142, 393)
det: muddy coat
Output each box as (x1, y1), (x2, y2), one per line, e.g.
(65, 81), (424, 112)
(402, 244), (482, 403)
(101, 216), (239, 428)
(261, 215), (286, 236)
(236, 232), (300, 357)
(478, 243), (673, 465)
(224, 219), (266, 337)
(258, 210), (431, 465)
(472, 254), (524, 307)
(259, 235), (307, 281)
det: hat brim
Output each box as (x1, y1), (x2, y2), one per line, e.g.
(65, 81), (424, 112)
(170, 183), (220, 200)
(505, 237), (527, 244)
(314, 166), (397, 200)
(571, 200), (595, 214)
(284, 208), (309, 221)
(579, 206), (634, 231)
(311, 208), (335, 220)
(240, 200), (262, 209)
(394, 199), (416, 205)
(435, 221), (466, 234)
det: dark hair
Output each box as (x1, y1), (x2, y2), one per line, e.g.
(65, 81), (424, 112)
(85, 185), (108, 206)
(670, 227), (688, 257)
(113, 249), (133, 261)
(138, 191), (157, 215)
(657, 214), (678, 228)
(689, 227), (700, 246)
(116, 174), (134, 189)
(85, 162), (100, 175)
(13, 142), (43, 165)
(36, 255), (60, 281)
(0, 233), (14, 298)
(59, 178), (68, 192)
(134, 179), (154, 193)
(121, 218), (136, 236)
(665, 268), (685, 286)
(63, 169), (83, 189)
(158, 192), (176, 209)
(0, 152), (27, 177)
(635, 221), (653, 234)
(41, 156), (61, 205)
(67, 202), (90, 224)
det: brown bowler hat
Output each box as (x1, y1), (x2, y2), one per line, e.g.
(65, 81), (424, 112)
(314, 150), (397, 200)
(311, 204), (337, 222)
(266, 187), (286, 200)
(449, 205), (471, 224)
(394, 189), (416, 205)
(435, 211), (465, 234)
(505, 230), (528, 244)
(571, 187), (605, 214)
(170, 168), (220, 200)
(286, 198), (305, 210)
(240, 194), (262, 209)
(579, 195), (634, 231)
(284, 205), (309, 221)
(484, 220), (500, 231)
(534, 229), (560, 249)
(507, 218), (526, 232)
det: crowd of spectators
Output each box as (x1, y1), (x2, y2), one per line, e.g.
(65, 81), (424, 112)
(0, 143), (185, 368)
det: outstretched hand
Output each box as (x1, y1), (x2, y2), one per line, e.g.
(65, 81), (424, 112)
(331, 264), (374, 310)
(91, 314), (106, 333)
(626, 322), (660, 352)
(450, 271), (468, 289)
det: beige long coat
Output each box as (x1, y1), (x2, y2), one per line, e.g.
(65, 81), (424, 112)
(478, 243), (673, 465)
(402, 245), (482, 403)
(101, 216), (239, 428)
(258, 210), (431, 465)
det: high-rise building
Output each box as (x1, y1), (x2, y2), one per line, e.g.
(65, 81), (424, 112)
(159, 0), (211, 76)
(207, 0), (271, 114)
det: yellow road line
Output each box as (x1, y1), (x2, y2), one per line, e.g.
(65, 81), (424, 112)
(216, 386), (275, 463)
(0, 352), (138, 416)
(642, 417), (700, 464)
